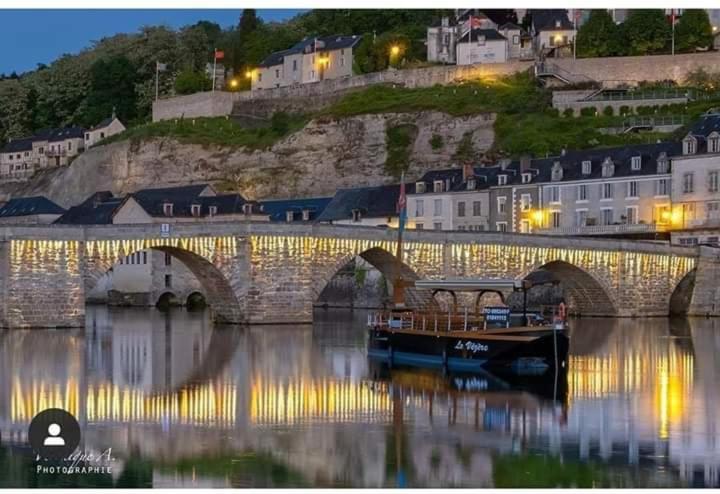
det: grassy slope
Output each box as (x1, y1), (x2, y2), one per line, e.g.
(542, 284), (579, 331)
(103, 72), (720, 158)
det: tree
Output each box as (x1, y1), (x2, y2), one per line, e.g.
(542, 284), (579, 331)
(620, 9), (671, 55)
(576, 10), (621, 57)
(83, 55), (138, 126)
(674, 9), (714, 53)
(174, 68), (211, 95)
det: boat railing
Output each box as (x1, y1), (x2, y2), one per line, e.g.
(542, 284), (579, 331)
(369, 305), (566, 332)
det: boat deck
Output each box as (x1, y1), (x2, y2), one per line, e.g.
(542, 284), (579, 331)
(372, 325), (558, 342)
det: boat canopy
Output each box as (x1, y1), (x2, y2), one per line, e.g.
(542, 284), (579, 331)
(413, 278), (530, 292)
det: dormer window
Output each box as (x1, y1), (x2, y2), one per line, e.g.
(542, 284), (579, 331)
(498, 175), (508, 186)
(467, 178), (476, 190)
(631, 156), (641, 171)
(302, 209), (310, 221)
(551, 161), (563, 181)
(351, 208), (362, 222)
(581, 160), (592, 175)
(601, 158), (614, 178)
(191, 204), (201, 217)
(521, 173), (532, 184)
(286, 210), (294, 222)
(163, 202), (173, 217)
(416, 182), (426, 194)
(657, 153), (669, 174)
(209, 205), (217, 217)
(242, 203), (253, 215)
(709, 132), (720, 154)
(683, 135), (697, 155)
(433, 180), (444, 193)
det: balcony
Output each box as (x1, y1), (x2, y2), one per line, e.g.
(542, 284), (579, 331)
(46, 150), (67, 157)
(536, 223), (668, 236)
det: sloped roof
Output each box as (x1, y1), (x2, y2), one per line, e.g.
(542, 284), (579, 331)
(529, 9), (574, 31)
(260, 197), (333, 222)
(259, 34), (362, 68)
(317, 184), (415, 222)
(90, 117), (115, 131)
(48, 126), (86, 142)
(54, 191), (122, 225)
(1, 137), (34, 154)
(458, 28), (507, 43)
(0, 196), (65, 218)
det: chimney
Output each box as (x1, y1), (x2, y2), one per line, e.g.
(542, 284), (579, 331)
(560, 148), (567, 156)
(520, 155), (531, 172)
(462, 162), (474, 180)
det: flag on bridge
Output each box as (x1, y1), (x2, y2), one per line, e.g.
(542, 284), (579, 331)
(396, 172), (407, 235)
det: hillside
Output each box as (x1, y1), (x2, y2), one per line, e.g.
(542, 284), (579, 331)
(0, 111), (495, 207)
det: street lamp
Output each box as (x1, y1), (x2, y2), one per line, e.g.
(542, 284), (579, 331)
(229, 79), (239, 89)
(390, 45), (400, 56)
(245, 70), (253, 79)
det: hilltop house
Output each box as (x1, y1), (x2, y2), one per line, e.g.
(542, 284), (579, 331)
(527, 9), (576, 58)
(84, 114), (126, 148)
(427, 10), (535, 66)
(0, 116), (124, 181)
(252, 34), (362, 90)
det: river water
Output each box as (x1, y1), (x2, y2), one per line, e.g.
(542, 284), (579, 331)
(0, 306), (719, 488)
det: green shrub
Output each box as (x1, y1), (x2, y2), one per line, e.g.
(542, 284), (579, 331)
(385, 124), (417, 177)
(429, 134), (444, 150)
(270, 111), (290, 135)
(580, 107), (597, 117)
(619, 105), (631, 116)
(563, 108), (574, 118)
(603, 106), (614, 116)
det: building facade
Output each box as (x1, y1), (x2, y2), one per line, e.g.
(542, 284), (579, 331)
(252, 35), (361, 90)
(670, 113), (720, 245)
(84, 116), (126, 148)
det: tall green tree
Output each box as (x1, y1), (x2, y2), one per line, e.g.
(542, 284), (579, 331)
(674, 9), (714, 53)
(620, 9), (671, 55)
(83, 55), (138, 126)
(576, 9), (621, 57)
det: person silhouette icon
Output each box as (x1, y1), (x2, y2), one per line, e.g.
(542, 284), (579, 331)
(43, 423), (65, 446)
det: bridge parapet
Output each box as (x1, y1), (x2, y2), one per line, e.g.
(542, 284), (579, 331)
(0, 223), (701, 327)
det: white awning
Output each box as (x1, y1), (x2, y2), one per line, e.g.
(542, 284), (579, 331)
(413, 278), (528, 291)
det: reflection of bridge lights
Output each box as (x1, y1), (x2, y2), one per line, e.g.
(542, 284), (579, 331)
(250, 377), (393, 425)
(11, 377), (80, 421)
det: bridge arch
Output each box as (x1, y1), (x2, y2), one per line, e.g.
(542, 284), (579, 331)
(85, 245), (243, 324)
(669, 268), (696, 316)
(314, 246), (429, 308)
(521, 260), (618, 317)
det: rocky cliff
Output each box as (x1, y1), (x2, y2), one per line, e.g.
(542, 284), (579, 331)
(0, 111), (495, 207)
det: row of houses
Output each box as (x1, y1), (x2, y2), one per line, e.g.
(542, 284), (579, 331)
(0, 115), (125, 181)
(316, 112), (720, 246)
(428, 9), (577, 65)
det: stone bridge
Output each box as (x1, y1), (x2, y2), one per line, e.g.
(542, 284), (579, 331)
(0, 222), (713, 328)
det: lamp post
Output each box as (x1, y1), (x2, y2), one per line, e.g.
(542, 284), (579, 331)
(389, 45), (401, 69)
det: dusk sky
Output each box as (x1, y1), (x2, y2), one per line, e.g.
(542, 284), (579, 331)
(0, 9), (303, 75)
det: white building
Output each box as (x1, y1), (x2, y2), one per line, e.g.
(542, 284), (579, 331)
(670, 113), (720, 245)
(456, 29), (509, 65)
(252, 35), (361, 91)
(84, 115), (126, 148)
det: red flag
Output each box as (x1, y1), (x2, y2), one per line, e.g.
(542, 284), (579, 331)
(215, 49), (225, 60)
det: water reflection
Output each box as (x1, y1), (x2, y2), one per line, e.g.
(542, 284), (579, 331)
(0, 308), (719, 487)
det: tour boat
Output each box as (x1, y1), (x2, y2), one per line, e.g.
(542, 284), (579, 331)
(367, 279), (570, 375)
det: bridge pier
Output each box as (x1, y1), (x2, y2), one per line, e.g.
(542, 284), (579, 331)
(688, 246), (720, 317)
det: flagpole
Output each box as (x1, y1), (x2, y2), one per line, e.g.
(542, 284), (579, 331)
(394, 171), (406, 307)
(671, 10), (676, 56)
(212, 48), (217, 92)
(155, 61), (159, 102)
